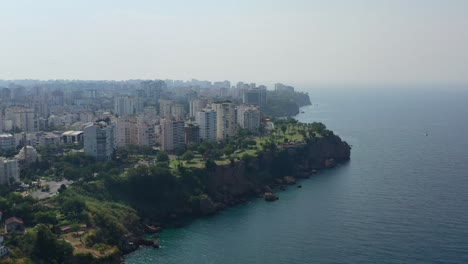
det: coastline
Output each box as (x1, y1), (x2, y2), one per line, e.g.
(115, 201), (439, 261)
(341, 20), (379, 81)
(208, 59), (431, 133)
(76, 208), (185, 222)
(122, 112), (351, 261)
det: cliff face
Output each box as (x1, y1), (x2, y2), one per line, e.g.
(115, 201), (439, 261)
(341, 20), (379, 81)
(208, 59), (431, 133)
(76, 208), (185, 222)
(262, 92), (312, 117)
(205, 135), (351, 204)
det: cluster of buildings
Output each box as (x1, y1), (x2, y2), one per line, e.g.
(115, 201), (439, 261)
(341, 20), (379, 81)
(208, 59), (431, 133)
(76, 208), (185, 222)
(0, 79), (296, 181)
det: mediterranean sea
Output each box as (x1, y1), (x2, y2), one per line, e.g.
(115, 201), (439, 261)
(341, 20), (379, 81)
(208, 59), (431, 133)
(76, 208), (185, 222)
(126, 86), (468, 263)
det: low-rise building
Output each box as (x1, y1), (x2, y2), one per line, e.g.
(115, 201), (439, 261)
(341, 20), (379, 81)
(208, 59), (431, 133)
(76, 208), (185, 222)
(4, 217), (24, 234)
(62, 131), (84, 144)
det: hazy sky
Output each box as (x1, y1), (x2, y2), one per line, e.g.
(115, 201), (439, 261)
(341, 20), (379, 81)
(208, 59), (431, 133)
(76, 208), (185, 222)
(1, 0), (468, 86)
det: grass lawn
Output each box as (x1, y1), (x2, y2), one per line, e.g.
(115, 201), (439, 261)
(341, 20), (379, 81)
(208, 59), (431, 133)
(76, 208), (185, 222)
(62, 230), (119, 258)
(168, 125), (318, 172)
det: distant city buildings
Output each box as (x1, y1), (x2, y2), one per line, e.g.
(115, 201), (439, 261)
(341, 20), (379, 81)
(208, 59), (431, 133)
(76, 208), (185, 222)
(189, 98), (209, 118)
(274, 83), (295, 93)
(5, 107), (38, 132)
(114, 96), (138, 116)
(242, 86), (267, 105)
(0, 78), (282, 161)
(159, 99), (173, 118)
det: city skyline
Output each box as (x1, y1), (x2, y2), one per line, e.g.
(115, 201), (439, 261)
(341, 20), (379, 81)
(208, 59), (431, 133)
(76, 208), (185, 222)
(1, 0), (468, 86)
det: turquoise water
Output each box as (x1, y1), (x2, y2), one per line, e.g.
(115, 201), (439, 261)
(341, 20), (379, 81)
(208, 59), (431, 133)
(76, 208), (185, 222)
(126, 87), (468, 263)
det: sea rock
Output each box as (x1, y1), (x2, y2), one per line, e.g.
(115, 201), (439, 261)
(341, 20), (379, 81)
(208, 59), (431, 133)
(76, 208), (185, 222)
(283, 176), (297, 185)
(274, 178), (284, 185)
(214, 202), (227, 211)
(263, 185), (273, 193)
(144, 224), (161, 233)
(137, 239), (155, 246)
(264, 192), (279, 202)
(325, 158), (336, 168)
(199, 196), (216, 215)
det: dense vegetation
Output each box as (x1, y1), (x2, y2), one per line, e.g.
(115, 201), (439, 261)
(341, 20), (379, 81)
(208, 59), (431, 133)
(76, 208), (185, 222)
(0, 119), (342, 263)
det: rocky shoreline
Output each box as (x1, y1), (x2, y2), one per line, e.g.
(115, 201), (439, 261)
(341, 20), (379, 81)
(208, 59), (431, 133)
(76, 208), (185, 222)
(120, 134), (351, 261)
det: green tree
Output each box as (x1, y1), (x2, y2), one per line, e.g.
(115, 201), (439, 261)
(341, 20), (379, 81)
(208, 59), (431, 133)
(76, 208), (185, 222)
(174, 147), (186, 156)
(61, 197), (86, 217)
(34, 211), (58, 226)
(280, 125), (287, 135)
(157, 151), (170, 162)
(33, 224), (73, 264)
(182, 151), (195, 161)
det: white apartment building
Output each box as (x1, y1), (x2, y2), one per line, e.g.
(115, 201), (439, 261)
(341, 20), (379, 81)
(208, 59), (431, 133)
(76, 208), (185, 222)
(84, 120), (116, 161)
(212, 101), (237, 141)
(237, 105), (261, 133)
(195, 108), (217, 142)
(0, 158), (19, 185)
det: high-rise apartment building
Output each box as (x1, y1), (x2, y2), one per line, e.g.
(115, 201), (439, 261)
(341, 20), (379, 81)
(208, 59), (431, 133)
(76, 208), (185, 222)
(114, 96), (137, 116)
(212, 101), (237, 141)
(160, 118), (185, 152)
(159, 99), (173, 118)
(195, 108), (217, 142)
(171, 104), (185, 118)
(84, 120), (116, 161)
(184, 123), (200, 145)
(189, 98), (209, 117)
(237, 105), (261, 133)
(0, 158), (19, 185)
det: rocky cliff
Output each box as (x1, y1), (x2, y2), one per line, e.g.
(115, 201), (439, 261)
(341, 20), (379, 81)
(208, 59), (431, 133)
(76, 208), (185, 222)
(262, 91), (312, 117)
(204, 135), (351, 207)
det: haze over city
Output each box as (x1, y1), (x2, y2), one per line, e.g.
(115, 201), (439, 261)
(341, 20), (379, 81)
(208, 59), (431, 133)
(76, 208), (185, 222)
(1, 0), (468, 86)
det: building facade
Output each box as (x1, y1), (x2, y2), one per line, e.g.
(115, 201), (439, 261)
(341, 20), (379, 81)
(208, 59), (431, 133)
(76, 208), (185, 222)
(84, 120), (116, 161)
(212, 101), (237, 141)
(184, 123), (200, 145)
(237, 105), (261, 133)
(160, 118), (185, 152)
(195, 108), (217, 142)
(242, 86), (267, 105)
(0, 158), (19, 185)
